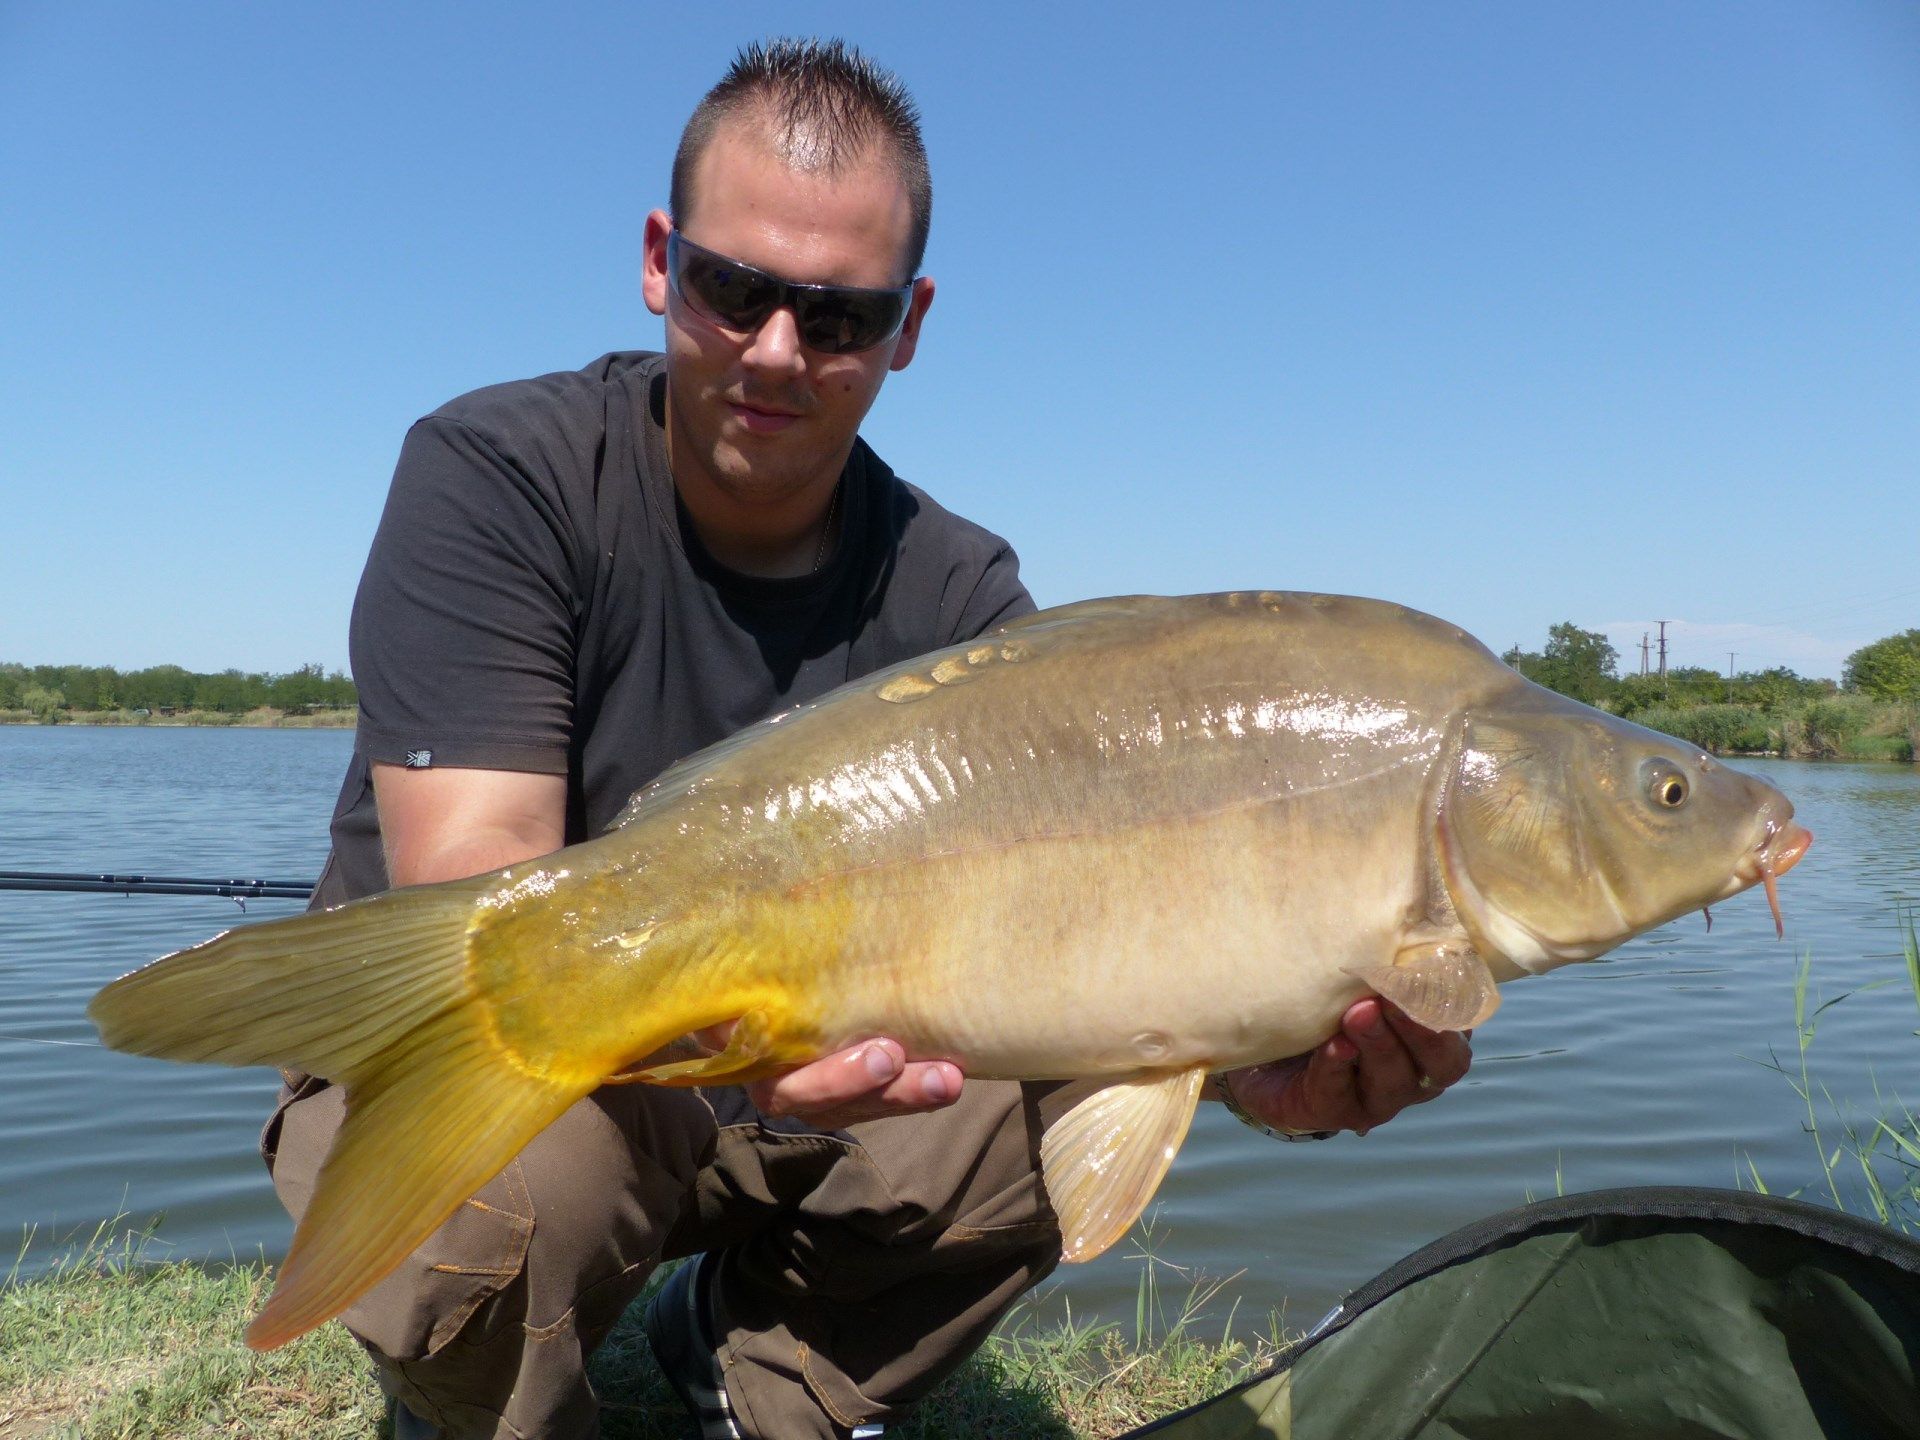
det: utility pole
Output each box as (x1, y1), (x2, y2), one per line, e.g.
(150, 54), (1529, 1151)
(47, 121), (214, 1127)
(1655, 621), (1670, 683)
(1727, 652), (1737, 702)
(1639, 632), (1650, 676)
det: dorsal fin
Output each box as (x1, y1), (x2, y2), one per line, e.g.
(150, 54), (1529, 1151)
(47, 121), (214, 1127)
(989, 595), (1171, 638)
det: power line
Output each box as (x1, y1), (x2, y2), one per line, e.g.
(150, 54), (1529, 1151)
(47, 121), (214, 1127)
(1742, 580), (1920, 630)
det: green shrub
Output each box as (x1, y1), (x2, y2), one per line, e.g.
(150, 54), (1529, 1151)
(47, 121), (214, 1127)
(1634, 704), (1774, 754)
(21, 684), (64, 723)
(1797, 694), (1879, 758)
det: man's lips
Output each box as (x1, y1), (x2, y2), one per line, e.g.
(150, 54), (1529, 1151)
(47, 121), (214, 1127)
(727, 399), (804, 434)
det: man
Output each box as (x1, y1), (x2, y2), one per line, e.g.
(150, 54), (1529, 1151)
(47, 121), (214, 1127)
(265, 39), (1471, 1440)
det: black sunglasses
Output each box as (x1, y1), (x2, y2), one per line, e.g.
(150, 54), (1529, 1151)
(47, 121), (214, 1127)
(666, 231), (914, 355)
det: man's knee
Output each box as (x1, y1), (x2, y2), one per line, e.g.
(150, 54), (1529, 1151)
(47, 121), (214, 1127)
(839, 1078), (1058, 1243)
(262, 1080), (716, 1363)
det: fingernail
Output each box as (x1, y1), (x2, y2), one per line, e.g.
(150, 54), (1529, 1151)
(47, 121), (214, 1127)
(864, 1044), (901, 1080)
(922, 1067), (952, 1102)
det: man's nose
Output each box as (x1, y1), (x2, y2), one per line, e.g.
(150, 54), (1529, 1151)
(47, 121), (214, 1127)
(741, 306), (806, 374)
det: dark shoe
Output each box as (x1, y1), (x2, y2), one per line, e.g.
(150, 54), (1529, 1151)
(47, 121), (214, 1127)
(643, 1254), (744, 1440)
(642, 1254), (888, 1440)
(387, 1398), (441, 1440)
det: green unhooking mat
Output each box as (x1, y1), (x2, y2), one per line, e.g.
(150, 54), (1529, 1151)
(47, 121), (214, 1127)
(1126, 1188), (1920, 1440)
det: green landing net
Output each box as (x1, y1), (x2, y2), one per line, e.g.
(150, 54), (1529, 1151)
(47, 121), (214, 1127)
(1126, 1188), (1920, 1440)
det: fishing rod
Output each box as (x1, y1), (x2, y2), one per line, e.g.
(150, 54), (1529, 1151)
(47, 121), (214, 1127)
(0, 870), (315, 901)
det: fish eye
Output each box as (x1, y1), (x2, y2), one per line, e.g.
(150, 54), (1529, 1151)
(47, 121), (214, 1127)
(1643, 762), (1689, 809)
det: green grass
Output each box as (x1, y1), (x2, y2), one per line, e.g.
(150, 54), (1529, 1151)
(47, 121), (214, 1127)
(1, 1220), (1284, 1439)
(1743, 911), (1920, 1235)
(0, 1220), (381, 1438)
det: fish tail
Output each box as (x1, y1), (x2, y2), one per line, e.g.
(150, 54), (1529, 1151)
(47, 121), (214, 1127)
(88, 882), (490, 1074)
(88, 882), (594, 1350)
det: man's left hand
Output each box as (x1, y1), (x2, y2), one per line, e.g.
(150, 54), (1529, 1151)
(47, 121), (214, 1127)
(1218, 998), (1471, 1137)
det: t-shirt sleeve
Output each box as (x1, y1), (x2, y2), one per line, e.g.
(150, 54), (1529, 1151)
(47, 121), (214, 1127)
(944, 540), (1038, 644)
(349, 415), (583, 774)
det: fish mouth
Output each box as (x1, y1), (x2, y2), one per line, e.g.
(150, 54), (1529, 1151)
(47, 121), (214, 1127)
(1732, 820), (1813, 938)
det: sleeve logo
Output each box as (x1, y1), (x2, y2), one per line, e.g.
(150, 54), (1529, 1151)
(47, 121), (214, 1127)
(404, 749), (433, 769)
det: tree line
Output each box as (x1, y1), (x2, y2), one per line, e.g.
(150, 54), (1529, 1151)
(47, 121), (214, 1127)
(0, 662), (357, 718)
(1502, 624), (1920, 710)
(1503, 624), (1920, 760)
(10, 625), (1916, 739)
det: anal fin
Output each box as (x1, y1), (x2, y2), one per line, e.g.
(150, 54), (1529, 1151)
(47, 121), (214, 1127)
(1343, 944), (1501, 1033)
(616, 1010), (795, 1088)
(1040, 1067), (1208, 1263)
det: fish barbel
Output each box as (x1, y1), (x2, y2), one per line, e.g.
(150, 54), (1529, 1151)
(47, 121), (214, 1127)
(88, 592), (1810, 1348)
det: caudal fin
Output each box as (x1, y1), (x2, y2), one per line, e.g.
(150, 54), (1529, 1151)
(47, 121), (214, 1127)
(88, 884), (594, 1349)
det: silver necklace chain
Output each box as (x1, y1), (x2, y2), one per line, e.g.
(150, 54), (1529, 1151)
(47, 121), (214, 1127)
(812, 482), (842, 572)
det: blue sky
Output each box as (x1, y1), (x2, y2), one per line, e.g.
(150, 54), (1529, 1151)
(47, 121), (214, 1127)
(4, 2), (1916, 679)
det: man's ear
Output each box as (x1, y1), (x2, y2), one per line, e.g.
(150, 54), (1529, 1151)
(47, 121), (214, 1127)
(641, 209), (673, 317)
(888, 275), (936, 373)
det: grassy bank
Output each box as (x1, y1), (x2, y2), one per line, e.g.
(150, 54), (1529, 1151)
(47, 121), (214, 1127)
(1628, 694), (1917, 764)
(0, 708), (354, 729)
(0, 1227), (1281, 1439)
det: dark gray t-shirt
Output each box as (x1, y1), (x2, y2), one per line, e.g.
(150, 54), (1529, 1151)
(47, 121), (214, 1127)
(316, 350), (1033, 906)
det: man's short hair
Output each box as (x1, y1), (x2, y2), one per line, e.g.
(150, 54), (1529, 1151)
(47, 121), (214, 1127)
(672, 38), (933, 281)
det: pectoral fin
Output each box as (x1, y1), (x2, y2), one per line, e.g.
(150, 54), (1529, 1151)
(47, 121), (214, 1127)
(1344, 946), (1501, 1032)
(1040, 1067), (1208, 1262)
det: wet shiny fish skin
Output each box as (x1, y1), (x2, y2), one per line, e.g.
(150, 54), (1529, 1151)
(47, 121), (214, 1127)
(547, 588), (1803, 1079)
(89, 590), (1809, 1347)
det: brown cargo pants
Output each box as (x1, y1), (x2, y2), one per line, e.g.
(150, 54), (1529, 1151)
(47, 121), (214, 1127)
(262, 1075), (1062, 1439)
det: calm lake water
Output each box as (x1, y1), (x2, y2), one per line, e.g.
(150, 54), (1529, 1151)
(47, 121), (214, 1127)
(2, 726), (1915, 1334)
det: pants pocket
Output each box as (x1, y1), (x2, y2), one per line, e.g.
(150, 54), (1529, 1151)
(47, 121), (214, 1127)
(398, 1160), (537, 1358)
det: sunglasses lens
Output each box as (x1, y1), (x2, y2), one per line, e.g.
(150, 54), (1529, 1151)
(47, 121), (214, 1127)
(676, 243), (778, 332)
(793, 291), (909, 355)
(671, 234), (910, 354)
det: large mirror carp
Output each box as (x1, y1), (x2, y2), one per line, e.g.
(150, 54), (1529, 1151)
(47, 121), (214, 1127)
(90, 591), (1811, 1348)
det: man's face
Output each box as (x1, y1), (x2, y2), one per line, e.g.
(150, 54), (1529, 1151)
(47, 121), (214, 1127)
(642, 120), (934, 514)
